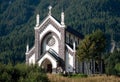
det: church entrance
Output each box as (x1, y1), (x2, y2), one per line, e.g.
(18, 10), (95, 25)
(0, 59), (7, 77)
(41, 59), (52, 73)
(47, 64), (52, 73)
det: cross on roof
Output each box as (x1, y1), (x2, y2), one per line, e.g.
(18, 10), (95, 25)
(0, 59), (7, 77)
(48, 5), (52, 15)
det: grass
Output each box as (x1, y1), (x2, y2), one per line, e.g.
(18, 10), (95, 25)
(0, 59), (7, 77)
(47, 74), (120, 82)
(67, 74), (88, 78)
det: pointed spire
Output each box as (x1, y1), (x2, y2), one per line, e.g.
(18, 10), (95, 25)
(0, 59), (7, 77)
(26, 44), (29, 53)
(36, 14), (40, 27)
(48, 5), (52, 15)
(110, 40), (115, 53)
(61, 12), (65, 26)
(73, 41), (76, 51)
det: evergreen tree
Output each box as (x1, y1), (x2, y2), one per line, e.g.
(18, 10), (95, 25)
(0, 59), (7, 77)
(104, 50), (120, 75)
(77, 30), (106, 61)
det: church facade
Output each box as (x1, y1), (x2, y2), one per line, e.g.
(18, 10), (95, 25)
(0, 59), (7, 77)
(25, 6), (103, 74)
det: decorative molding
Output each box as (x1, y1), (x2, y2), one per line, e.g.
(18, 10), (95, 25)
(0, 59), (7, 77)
(39, 18), (61, 34)
(46, 36), (55, 46)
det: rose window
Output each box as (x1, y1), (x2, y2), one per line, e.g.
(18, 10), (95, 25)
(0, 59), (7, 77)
(47, 37), (55, 46)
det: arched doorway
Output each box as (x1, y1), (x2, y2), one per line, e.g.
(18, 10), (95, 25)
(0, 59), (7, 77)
(41, 58), (52, 73)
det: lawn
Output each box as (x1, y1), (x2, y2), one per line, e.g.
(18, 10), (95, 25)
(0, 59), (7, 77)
(47, 74), (120, 82)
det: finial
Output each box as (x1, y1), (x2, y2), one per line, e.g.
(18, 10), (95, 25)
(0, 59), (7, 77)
(48, 5), (52, 15)
(61, 12), (65, 26)
(73, 41), (76, 51)
(36, 14), (40, 27)
(26, 44), (29, 53)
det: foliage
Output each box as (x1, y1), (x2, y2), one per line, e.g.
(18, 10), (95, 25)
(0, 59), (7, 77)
(104, 50), (120, 75)
(91, 30), (106, 60)
(115, 63), (120, 76)
(0, 63), (49, 82)
(0, 0), (120, 66)
(77, 30), (106, 61)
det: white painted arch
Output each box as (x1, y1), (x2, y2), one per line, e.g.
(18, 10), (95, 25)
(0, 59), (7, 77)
(40, 24), (61, 40)
(42, 35), (59, 54)
(38, 52), (57, 68)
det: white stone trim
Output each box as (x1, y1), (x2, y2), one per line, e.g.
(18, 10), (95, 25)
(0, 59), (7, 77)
(29, 53), (35, 65)
(42, 35), (59, 54)
(65, 52), (74, 72)
(27, 46), (35, 54)
(66, 44), (74, 52)
(36, 15), (62, 30)
(38, 52), (57, 68)
(40, 24), (61, 40)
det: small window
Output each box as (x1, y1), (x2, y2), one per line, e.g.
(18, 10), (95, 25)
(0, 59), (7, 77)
(66, 36), (69, 43)
(70, 38), (73, 45)
(75, 41), (77, 46)
(78, 39), (79, 44)
(69, 34), (71, 43)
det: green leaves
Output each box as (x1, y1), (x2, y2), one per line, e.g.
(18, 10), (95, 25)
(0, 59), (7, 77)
(0, 63), (49, 82)
(77, 30), (106, 61)
(0, 0), (120, 64)
(104, 50), (120, 75)
(115, 63), (120, 75)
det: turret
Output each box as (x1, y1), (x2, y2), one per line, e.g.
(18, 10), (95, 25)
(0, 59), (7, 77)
(26, 44), (29, 53)
(61, 12), (65, 27)
(73, 41), (76, 52)
(36, 14), (40, 27)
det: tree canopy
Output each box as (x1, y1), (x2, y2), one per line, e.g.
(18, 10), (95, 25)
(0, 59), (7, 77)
(104, 50), (120, 75)
(77, 30), (106, 61)
(0, 0), (120, 64)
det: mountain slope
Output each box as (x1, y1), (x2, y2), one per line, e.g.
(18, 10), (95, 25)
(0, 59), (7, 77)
(0, 0), (120, 63)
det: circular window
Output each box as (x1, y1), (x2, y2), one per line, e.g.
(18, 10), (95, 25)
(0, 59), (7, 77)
(47, 36), (55, 46)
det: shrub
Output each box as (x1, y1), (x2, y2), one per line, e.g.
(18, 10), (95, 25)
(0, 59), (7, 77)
(115, 63), (120, 76)
(104, 51), (120, 76)
(0, 63), (49, 82)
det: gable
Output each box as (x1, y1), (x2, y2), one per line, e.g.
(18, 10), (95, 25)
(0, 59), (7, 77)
(40, 24), (61, 40)
(37, 15), (62, 32)
(37, 49), (60, 68)
(35, 15), (62, 40)
(39, 15), (62, 28)
(38, 52), (57, 68)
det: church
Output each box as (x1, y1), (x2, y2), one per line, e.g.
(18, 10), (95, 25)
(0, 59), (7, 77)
(25, 6), (103, 74)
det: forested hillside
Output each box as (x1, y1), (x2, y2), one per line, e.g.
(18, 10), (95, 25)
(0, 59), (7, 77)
(0, 0), (120, 64)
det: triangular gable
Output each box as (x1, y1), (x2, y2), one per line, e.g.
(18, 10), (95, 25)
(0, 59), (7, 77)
(37, 15), (62, 30)
(37, 49), (61, 68)
(37, 49), (60, 62)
